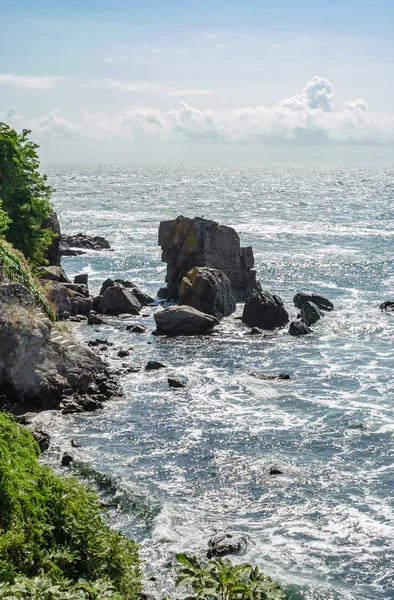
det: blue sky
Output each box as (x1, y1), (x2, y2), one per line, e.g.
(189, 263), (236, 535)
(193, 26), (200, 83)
(1, 0), (394, 162)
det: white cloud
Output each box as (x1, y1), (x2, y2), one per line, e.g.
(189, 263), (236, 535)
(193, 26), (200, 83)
(83, 78), (165, 92)
(3, 77), (394, 145)
(160, 89), (214, 97)
(0, 74), (62, 89)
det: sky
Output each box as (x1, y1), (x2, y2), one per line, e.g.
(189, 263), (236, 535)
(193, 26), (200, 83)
(1, 0), (394, 163)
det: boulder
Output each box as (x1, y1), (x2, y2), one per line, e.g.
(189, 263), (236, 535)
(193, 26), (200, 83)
(168, 377), (187, 388)
(269, 466), (283, 475)
(158, 216), (261, 301)
(98, 286), (141, 315)
(300, 301), (322, 326)
(100, 279), (153, 306)
(127, 324), (147, 333)
(40, 266), (70, 283)
(117, 349), (130, 358)
(179, 267), (236, 319)
(32, 429), (51, 452)
(61, 452), (73, 466)
(62, 233), (111, 250)
(87, 314), (104, 325)
(294, 291), (334, 312)
(42, 211), (62, 266)
(289, 321), (312, 336)
(242, 291), (289, 330)
(380, 300), (394, 312)
(145, 360), (166, 370)
(207, 532), (249, 559)
(47, 282), (72, 318)
(63, 283), (89, 297)
(154, 305), (220, 336)
(74, 273), (88, 285)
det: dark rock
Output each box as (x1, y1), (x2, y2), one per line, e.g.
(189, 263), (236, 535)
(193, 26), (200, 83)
(117, 349), (130, 358)
(300, 301), (322, 326)
(179, 266), (236, 319)
(60, 242), (85, 257)
(154, 305), (220, 336)
(62, 233), (111, 250)
(92, 295), (102, 311)
(145, 360), (167, 370)
(61, 452), (73, 466)
(158, 216), (261, 301)
(380, 300), (394, 312)
(269, 466), (283, 475)
(127, 324), (147, 333)
(294, 291), (334, 312)
(63, 283), (90, 297)
(40, 266), (70, 283)
(74, 273), (88, 285)
(289, 321), (312, 336)
(42, 211), (62, 266)
(71, 439), (81, 448)
(87, 314), (105, 325)
(157, 287), (168, 299)
(99, 286), (141, 315)
(87, 338), (113, 347)
(168, 377), (187, 388)
(100, 279), (153, 306)
(47, 282), (72, 318)
(32, 429), (50, 452)
(250, 327), (264, 335)
(242, 291), (289, 330)
(207, 532), (249, 558)
(249, 373), (291, 380)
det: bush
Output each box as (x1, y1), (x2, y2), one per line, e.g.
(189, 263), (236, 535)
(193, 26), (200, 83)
(0, 575), (124, 599)
(0, 413), (141, 599)
(0, 123), (53, 270)
(176, 553), (285, 600)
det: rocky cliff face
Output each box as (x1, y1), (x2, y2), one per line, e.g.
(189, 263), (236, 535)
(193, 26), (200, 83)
(0, 284), (119, 411)
(158, 216), (261, 301)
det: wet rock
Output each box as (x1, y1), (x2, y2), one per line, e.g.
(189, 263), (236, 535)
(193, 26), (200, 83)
(117, 349), (130, 358)
(40, 266), (70, 283)
(71, 439), (81, 448)
(61, 452), (73, 466)
(179, 266), (236, 319)
(99, 286), (142, 315)
(249, 373), (291, 380)
(294, 291), (334, 312)
(168, 377), (187, 388)
(32, 429), (50, 452)
(154, 305), (220, 336)
(300, 301), (322, 326)
(242, 291), (289, 330)
(127, 324), (147, 333)
(380, 300), (394, 312)
(207, 532), (249, 558)
(269, 466), (283, 475)
(87, 338), (113, 347)
(289, 321), (312, 336)
(62, 233), (111, 250)
(60, 242), (85, 257)
(250, 327), (264, 335)
(74, 273), (88, 285)
(87, 314), (105, 325)
(145, 360), (167, 370)
(158, 216), (261, 301)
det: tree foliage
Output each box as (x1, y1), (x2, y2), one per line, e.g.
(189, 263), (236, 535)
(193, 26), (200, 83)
(176, 554), (285, 600)
(0, 123), (53, 269)
(0, 413), (141, 599)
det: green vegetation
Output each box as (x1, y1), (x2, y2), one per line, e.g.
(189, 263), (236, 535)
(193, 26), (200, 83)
(0, 240), (56, 321)
(176, 554), (285, 600)
(0, 123), (53, 270)
(0, 413), (141, 600)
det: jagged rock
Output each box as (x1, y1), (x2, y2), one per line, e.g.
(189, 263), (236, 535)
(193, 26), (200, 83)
(158, 216), (261, 301)
(100, 279), (153, 306)
(87, 314), (104, 325)
(0, 284), (120, 411)
(74, 273), (88, 285)
(380, 300), (394, 312)
(294, 291), (334, 312)
(242, 291), (289, 330)
(179, 267), (236, 319)
(98, 286), (141, 315)
(249, 373), (290, 380)
(62, 233), (111, 250)
(168, 377), (187, 388)
(154, 305), (219, 336)
(40, 266), (70, 283)
(300, 301), (322, 326)
(42, 211), (62, 266)
(61, 452), (73, 466)
(145, 360), (167, 370)
(289, 321), (312, 336)
(207, 532), (249, 558)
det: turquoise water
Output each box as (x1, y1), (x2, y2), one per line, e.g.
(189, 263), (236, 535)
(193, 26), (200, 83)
(41, 164), (394, 599)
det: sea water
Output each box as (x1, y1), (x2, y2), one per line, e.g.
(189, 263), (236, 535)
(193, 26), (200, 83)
(39, 164), (394, 599)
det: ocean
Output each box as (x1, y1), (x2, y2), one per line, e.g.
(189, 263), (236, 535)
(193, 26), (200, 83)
(39, 164), (394, 599)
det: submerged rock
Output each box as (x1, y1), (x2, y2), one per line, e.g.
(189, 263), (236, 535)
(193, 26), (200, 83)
(158, 216), (261, 301)
(289, 321), (312, 336)
(179, 266), (236, 319)
(249, 373), (291, 380)
(207, 532), (249, 558)
(294, 291), (334, 312)
(242, 291), (289, 330)
(154, 305), (219, 336)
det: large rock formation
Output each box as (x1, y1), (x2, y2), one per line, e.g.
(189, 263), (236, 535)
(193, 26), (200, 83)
(158, 216), (261, 301)
(154, 305), (219, 336)
(242, 291), (289, 330)
(0, 284), (119, 410)
(294, 291), (334, 312)
(62, 233), (111, 251)
(179, 267), (236, 318)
